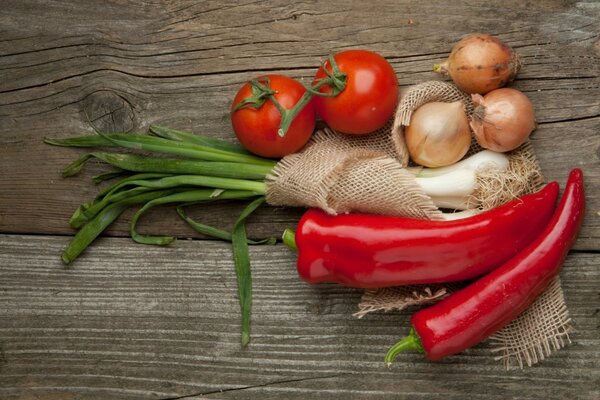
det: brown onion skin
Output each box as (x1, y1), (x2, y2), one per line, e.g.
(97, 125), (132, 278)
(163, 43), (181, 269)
(405, 101), (472, 167)
(470, 88), (536, 152)
(435, 33), (521, 94)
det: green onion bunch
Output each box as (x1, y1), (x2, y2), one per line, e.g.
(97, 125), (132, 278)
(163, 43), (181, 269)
(46, 125), (280, 346)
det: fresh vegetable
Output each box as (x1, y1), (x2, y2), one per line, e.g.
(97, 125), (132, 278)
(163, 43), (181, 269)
(231, 50), (398, 153)
(46, 130), (274, 166)
(312, 49), (399, 135)
(385, 169), (584, 364)
(411, 150), (509, 210)
(413, 149), (509, 177)
(48, 130), (274, 256)
(48, 133), (509, 259)
(231, 197), (268, 346)
(414, 169), (477, 205)
(43, 125), (514, 346)
(46, 126), (281, 347)
(470, 88), (537, 152)
(434, 33), (521, 94)
(404, 101), (472, 167)
(285, 181), (558, 288)
(231, 75), (316, 158)
(437, 209), (481, 221)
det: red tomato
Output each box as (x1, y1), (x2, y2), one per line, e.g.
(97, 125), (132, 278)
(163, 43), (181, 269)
(231, 74), (316, 158)
(313, 50), (399, 135)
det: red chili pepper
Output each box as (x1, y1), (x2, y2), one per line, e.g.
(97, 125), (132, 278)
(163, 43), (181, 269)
(384, 168), (585, 364)
(288, 181), (559, 288)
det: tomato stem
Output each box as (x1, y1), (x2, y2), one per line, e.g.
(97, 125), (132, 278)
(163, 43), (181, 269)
(274, 90), (313, 137)
(275, 54), (347, 137)
(309, 54), (347, 97)
(233, 77), (277, 111)
(232, 55), (348, 138)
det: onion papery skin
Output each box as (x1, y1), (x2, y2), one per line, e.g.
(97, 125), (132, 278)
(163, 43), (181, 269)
(405, 101), (472, 168)
(470, 88), (537, 152)
(435, 33), (521, 94)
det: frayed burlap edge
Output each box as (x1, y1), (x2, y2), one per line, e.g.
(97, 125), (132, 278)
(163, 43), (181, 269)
(489, 276), (572, 369)
(265, 79), (572, 368)
(357, 81), (572, 369)
(354, 284), (452, 318)
(476, 141), (545, 210)
(356, 276), (572, 370)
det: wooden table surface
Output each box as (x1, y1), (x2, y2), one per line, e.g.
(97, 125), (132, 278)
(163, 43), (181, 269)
(1, 1), (599, 398)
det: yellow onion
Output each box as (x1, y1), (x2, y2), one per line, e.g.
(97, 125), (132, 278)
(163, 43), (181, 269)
(470, 88), (536, 152)
(434, 33), (521, 94)
(405, 101), (472, 167)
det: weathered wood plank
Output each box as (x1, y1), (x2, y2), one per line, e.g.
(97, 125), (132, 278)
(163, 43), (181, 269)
(1, 1), (600, 397)
(0, 234), (598, 399)
(1, 0), (600, 249)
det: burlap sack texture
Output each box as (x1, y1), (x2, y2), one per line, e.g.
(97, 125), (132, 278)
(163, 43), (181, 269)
(266, 81), (571, 369)
(266, 122), (443, 220)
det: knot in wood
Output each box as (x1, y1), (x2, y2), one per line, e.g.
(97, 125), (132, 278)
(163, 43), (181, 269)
(82, 90), (136, 133)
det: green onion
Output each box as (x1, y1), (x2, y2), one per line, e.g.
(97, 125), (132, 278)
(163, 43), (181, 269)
(47, 132), (275, 166)
(47, 126), (280, 346)
(411, 150), (510, 211)
(95, 173), (172, 199)
(416, 150), (509, 178)
(70, 186), (155, 228)
(130, 189), (260, 245)
(62, 189), (183, 264)
(92, 170), (128, 184)
(177, 207), (276, 245)
(45, 135), (115, 148)
(117, 175), (266, 194)
(231, 197), (267, 346)
(149, 125), (251, 155)
(64, 152), (272, 180)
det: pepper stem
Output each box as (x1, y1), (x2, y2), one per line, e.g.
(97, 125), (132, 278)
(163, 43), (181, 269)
(384, 326), (425, 367)
(282, 228), (297, 251)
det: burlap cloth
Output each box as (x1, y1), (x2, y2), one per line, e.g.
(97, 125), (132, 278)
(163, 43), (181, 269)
(266, 81), (571, 369)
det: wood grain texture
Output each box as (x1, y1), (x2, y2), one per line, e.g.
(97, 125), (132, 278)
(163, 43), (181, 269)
(0, 234), (598, 400)
(1, 0), (600, 398)
(1, 0), (600, 249)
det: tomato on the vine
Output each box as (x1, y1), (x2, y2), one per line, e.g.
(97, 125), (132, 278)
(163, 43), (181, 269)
(312, 50), (399, 135)
(231, 74), (316, 158)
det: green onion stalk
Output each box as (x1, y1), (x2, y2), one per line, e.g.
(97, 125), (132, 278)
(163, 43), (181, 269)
(45, 125), (284, 347)
(45, 56), (350, 348)
(45, 122), (505, 349)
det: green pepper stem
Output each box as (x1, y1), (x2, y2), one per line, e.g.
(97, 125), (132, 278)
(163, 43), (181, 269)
(384, 326), (425, 367)
(282, 228), (297, 251)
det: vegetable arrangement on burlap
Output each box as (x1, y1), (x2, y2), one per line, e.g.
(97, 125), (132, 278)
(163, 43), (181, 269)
(46, 33), (584, 368)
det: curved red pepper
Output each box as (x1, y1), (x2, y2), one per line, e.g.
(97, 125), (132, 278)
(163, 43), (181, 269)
(293, 181), (559, 288)
(385, 168), (585, 363)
